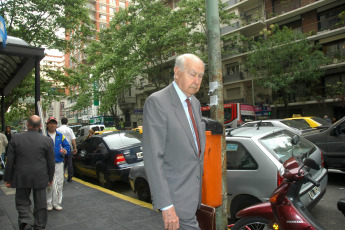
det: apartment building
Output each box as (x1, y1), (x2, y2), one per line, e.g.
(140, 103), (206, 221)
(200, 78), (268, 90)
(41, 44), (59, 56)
(221, 0), (345, 119)
(40, 49), (66, 122)
(64, 0), (130, 126)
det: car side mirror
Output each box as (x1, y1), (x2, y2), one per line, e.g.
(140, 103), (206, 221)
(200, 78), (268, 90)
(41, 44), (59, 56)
(332, 127), (339, 136)
(304, 157), (320, 170)
(80, 150), (86, 157)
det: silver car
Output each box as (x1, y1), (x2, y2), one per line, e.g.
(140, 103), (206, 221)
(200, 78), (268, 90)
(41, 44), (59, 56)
(129, 127), (328, 220)
(226, 127), (328, 218)
(241, 119), (317, 136)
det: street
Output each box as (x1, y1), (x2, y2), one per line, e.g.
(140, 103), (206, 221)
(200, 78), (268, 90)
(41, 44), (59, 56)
(79, 169), (345, 230)
(310, 169), (345, 229)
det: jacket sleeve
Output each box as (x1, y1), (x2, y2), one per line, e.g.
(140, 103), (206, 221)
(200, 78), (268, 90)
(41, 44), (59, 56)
(142, 96), (172, 210)
(4, 137), (15, 182)
(62, 135), (71, 155)
(46, 138), (55, 182)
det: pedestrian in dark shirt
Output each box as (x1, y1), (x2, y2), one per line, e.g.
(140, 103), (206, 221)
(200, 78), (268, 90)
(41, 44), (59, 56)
(4, 115), (55, 230)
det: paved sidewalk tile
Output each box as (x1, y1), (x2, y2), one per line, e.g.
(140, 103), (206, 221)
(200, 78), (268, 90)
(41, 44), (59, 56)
(0, 180), (163, 230)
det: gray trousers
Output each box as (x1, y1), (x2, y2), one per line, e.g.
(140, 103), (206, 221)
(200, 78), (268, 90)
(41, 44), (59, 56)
(179, 215), (200, 230)
(16, 188), (47, 230)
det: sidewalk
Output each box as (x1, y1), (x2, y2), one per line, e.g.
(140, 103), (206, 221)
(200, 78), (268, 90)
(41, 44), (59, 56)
(0, 178), (164, 230)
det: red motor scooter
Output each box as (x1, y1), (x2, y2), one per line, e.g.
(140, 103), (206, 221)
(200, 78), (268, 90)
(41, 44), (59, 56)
(229, 156), (326, 230)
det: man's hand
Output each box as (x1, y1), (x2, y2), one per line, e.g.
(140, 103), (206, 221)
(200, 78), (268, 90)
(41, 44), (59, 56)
(162, 206), (179, 230)
(5, 181), (11, 188)
(73, 149), (77, 154)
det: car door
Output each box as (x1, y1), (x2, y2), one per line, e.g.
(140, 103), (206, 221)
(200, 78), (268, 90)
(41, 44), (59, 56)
(226, 138), (277, 214)
(74, 138), (92, 176)
(82, 137), (103, 177)
(325, 119), (345, 170)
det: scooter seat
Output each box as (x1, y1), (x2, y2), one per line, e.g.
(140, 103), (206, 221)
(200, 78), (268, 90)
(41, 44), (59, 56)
(337, 199), (345, 215)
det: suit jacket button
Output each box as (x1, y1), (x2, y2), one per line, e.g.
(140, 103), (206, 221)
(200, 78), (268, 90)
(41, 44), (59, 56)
(197, 176), (200, 180)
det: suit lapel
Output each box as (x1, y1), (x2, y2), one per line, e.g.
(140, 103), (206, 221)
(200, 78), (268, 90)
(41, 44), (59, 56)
(168, 84), (199, 155)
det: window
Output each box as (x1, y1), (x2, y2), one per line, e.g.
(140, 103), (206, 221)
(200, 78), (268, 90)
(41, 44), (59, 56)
(100, 5), (107, 11)
(318, 5), (345, 31)
(226, 142), (258, 170)
(99, 14), (106, 20)
(225, 62), (239, 75)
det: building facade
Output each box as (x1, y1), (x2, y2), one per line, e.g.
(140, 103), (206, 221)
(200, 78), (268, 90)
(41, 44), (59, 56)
(64, 0), (130, 126)
(221, 0), (345, 119)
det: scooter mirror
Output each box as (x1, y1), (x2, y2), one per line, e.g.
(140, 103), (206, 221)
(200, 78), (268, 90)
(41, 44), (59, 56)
(304, 157), (320, 170)
(291, 135), (300, 145)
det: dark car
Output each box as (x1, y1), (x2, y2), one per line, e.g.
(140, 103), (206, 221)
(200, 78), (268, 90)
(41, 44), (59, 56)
(304, 116), (345, 171)
(73, 131), (143, 188)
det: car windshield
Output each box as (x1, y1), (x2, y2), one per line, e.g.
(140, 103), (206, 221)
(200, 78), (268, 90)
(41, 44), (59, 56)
(280, 120), (311, 130)
(311, 117), (331, 126)
(103, 132), (141, 149)
(259, 130), (316, 163)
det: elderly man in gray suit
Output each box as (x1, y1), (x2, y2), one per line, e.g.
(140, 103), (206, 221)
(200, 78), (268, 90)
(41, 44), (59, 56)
(4, 115), (55, 230)
(143, 53), (206, 230)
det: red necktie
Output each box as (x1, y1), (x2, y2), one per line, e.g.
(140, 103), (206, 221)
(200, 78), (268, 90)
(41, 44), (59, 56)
(186, 99), (201, 156)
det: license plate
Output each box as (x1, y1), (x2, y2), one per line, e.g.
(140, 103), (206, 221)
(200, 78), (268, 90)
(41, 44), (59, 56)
(308, 186), (320, 200)
(136, 152), (143, 159)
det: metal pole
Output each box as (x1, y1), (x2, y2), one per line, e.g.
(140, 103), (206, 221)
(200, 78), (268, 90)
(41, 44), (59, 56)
(35, 56), (40, 115)
(205, 1), (227, 229)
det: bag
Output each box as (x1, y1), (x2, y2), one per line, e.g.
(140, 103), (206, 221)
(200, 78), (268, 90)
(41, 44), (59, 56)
(196, 204), (216, 230)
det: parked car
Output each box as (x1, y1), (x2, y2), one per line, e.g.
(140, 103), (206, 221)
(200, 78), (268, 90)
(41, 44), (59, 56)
(128, 162), (151, 202)
(304, 116), (345, 171)
(131, 126), (143, 134)
(73, 131), (143, 188)
(75, 125), (105, 145)
(241, 119), (317, 136)
(285, 115), (331, 128)
(129, 127), (328, 219)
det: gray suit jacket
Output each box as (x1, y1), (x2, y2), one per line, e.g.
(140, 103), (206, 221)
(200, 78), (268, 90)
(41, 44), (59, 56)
(4, 130), (55, 188)
(143, 83), (206, 219)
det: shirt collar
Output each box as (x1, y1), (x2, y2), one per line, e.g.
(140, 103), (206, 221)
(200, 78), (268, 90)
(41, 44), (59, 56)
(173, 80), (191, 104)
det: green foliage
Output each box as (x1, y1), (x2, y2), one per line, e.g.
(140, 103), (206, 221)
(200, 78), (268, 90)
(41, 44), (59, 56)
(0, 0), (93, 51)
(0, 0), (93, 122)
(245, 25), (330, 106)
(74, 0), (234, 115)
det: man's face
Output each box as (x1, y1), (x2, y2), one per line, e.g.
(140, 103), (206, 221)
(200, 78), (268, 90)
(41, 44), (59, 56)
(174, 57), (204, 98)
(47, 121), (57, 132)
(6, 127), (10, 132)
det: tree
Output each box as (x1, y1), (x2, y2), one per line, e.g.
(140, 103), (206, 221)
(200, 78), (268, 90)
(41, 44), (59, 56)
(0, 0), (93, 123)
(244, 25), (330, 116)
(72, 0), (234, 120)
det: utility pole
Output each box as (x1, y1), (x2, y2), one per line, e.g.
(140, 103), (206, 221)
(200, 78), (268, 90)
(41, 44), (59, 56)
(205, 1), (227, 230)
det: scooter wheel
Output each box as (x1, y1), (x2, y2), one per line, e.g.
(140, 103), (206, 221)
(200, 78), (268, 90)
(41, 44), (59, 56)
(231, 217), (270, 230)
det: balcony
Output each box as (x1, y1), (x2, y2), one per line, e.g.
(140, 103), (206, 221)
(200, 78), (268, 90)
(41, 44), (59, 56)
(265, 0), (337, 24)
(220, 22), (240, 35)
(223, 0), (257, 11)
(119, 96), (136, 110)
(119, 96), (136, 104)
(223, 72), (245, 84)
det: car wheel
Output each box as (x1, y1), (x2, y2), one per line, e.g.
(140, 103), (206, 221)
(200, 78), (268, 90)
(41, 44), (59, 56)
(136, 179), (151, 203)
(98, 170), (113, 189)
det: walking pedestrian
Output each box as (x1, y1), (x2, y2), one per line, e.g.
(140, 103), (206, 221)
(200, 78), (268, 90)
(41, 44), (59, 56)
(4, 115), (55, 230)
(0, 131), (8, 163)
(57, 117), (77, 182)
(45, 117), (70, 211)
(143, 53), (206, 230)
